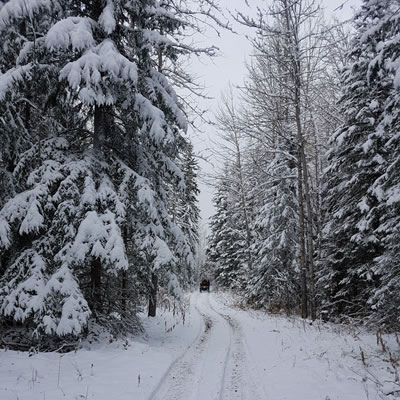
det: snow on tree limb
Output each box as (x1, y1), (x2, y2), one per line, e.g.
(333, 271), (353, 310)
(99, 0), (116, 35)
(0, 64), (33, 101)
(0, 0), (53, 29)
(58, 40), (138, 104)
(45, 17), (95, 52)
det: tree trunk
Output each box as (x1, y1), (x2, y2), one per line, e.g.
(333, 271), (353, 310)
(283, 0), (307, 319)
(310, 112), (323, 265)
(148, 273), (158, 317)
(94, 105), (112, 151)
(296, 103), (316, 320)
(91, 257), (102, 314)
(295, 91), (316, 320)
(283, 0), (316, 320)
(158, 28), (163, 73)
(297, 154), (308, 319)
(234, 136), (253, 271)
(89, 105), (112, 314)
(121, 226), (129, 314)
(298, 117), (316, 320)
(121, 270), (128, 313)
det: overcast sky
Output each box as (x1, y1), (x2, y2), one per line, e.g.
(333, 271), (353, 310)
(189, 0), (362, 230)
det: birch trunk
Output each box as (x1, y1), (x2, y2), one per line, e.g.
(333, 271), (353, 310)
(234, 133), (253, 271)
(283, 0), (316, 320)
(297, 151), (308, 318)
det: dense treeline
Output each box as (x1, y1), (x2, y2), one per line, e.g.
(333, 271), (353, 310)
(207, 0), (400, 331)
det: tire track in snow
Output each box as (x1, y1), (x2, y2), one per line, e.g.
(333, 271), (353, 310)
(207, 296), (245, 399)
(148, 293), (218, 400)
(149, 292), (266, 400)
(194, 294), (233, 400)
(208, 295), (268, 400)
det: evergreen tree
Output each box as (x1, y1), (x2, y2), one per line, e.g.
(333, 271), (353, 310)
(176, 141), (200, 256)
(0, 0), (197, 340)
(320, 0), (396, 322)
(247, 153), (300, 312)
(207, 169), (249, 289)
(362, 0), (400, 329)
(207, 181), (231, 287)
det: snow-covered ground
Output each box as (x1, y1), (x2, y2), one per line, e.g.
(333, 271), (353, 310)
(1, 291), (399, 400)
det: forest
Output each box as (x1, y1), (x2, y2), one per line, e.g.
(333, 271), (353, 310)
(207, 0), (400, 331)
(0, 0), (400, 353)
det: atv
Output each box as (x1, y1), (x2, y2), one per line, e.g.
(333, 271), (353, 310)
(199, 279), (210, 292)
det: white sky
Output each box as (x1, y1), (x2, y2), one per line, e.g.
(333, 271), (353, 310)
(189, 0), (362, 230)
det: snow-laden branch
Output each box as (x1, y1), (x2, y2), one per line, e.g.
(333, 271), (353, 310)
(0, 0), (53, 30)
(46, 17), (95, 52)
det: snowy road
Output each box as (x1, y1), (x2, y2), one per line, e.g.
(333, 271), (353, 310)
(149, 292), (266, 400)
(1, 291), (399, 400)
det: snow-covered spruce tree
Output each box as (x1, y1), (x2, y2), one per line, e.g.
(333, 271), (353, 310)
(0, 1), (92, 337)
(360, 0), (400, 329)
(207, 167), (249, 290)
(0, 0), (197, 341)
(207, 181), (230, 287)
(215, 89), (254, 272)
(247, 152), (300, 313)
(175, 140), (200, 256)
(0, 0), (17, 211)
(320, 0), (398, 323)
(207, 88), (254, 291)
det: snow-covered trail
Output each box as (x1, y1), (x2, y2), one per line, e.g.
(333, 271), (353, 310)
(207, 296), (269, 400)
(149, 292), (266, 400)
(1, 291), (399, 400)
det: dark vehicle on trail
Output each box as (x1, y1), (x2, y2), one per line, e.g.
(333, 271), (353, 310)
(200, 278), (210, 292)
